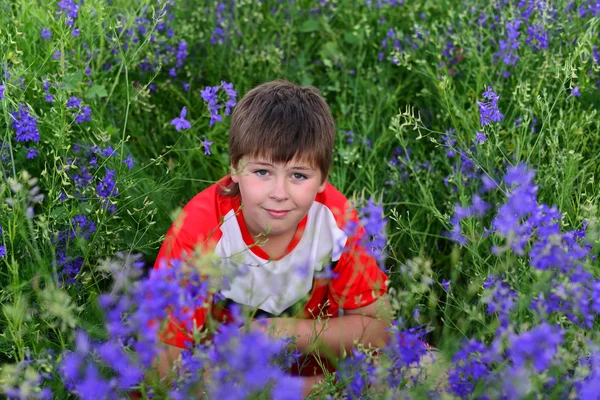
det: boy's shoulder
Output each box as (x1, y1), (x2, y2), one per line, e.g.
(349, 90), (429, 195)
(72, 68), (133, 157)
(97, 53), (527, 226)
(314, 181), (359, 230)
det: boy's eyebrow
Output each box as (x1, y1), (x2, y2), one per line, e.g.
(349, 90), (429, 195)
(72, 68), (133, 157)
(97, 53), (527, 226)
(249, 161), (316, 171)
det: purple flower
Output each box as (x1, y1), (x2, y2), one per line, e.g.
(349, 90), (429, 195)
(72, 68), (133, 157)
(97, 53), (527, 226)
(26, 147), (38, 159)
(483, 275), (518, 328)
(52, 49), (62, 60)
(67, 96), (82, 108)
(441, 279), (450, 291)
(41, 27), (52, 40)
(475, 131), (487, 144)
(11, 105), (41, 143)
(96, 168), (118, 198)
(72, 28), (80, 37)
(354, 198), (388, 271)
(526, 23), (549, 51)
(508, 323), (563, 373)
(569, 86), (581, 98)
(221, 81), (237, 116)
(201, 86), (222, 126)
(123, 154), (135, 170)
(100, 146), (116, 157)
(0, 83), (4, 100)
(0, 245), (5, 258)
(57, 0), (80, 27)
(448, 339), (493, 397)
(201, 135), (213, 155)
(75, 105), (92, 123)
(45, 94), (54, 103)
(171, 107), (191, 131)
(477, 86), (504, 126)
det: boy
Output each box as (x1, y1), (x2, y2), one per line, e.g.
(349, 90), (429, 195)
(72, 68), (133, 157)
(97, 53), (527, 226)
(152, 79), (391, 397)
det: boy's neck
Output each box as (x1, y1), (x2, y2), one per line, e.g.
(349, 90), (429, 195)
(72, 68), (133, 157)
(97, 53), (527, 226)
(251, 227), (300, 260)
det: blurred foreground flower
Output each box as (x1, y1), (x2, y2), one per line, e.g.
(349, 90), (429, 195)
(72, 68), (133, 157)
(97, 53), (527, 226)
(171, 106), (191, 131)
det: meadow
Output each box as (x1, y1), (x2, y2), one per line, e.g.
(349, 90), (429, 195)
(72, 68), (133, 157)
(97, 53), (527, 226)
(1, 0), (599, 398)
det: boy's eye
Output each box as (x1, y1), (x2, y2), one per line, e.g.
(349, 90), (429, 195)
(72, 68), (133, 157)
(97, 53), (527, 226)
(253, 170), (307, 181)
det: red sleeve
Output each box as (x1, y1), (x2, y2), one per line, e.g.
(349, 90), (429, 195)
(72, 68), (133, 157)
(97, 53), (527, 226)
(328, 208), (388, 313)
(152, 191), (222, 349)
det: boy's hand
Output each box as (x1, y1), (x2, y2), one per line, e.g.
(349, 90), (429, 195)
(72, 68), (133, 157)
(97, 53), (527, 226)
(249, 317), (307, 339)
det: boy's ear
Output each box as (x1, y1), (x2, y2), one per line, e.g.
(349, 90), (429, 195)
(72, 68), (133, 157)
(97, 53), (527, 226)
(317, 175), (328, 193)
(230, 165), (239, 183)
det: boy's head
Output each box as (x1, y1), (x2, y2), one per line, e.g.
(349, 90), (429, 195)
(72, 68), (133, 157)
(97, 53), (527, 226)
(221, 79), (335, 198)
(220, 79), (336, 242)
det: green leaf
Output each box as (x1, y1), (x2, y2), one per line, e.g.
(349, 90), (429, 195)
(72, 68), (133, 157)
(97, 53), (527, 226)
(299, 19), (320, 33)
(63, 71), (83, 91)
(344, 32), (360, 45)
(85, 85), (108, 100)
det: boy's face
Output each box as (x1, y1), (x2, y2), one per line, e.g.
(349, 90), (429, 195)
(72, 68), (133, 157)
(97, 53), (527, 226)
(230, 155), (327, 242)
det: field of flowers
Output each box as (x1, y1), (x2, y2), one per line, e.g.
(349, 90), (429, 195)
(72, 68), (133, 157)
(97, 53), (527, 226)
(1, 0), (599, 398)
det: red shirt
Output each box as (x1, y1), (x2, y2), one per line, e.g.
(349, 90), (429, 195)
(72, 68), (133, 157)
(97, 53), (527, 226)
(153, 175), (388, 349)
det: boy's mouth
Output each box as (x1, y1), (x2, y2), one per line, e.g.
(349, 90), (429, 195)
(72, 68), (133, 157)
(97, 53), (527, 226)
(265, 209), (290, 218)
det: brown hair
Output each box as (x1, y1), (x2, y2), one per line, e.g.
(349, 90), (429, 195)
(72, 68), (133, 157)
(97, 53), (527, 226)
(218, 79), (336, 197)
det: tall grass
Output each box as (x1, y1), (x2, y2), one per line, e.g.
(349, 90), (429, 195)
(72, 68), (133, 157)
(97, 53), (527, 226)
(0, 0), (599, 398)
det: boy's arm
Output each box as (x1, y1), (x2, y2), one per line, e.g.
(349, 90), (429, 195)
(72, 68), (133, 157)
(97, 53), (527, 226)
(255, 294), (393, 358)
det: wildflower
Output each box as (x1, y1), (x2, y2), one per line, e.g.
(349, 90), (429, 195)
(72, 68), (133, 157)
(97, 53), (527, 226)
(200, 86), (222, 126)
(477, 86), (504, 126)
(41, 27), (52, 40)
(175, 41), (188, 68)
(72, 28), (80, 37)
(66, 96), (82, 108)
(447, 339), (493, 397)
(52, 49), (62, 60)
(337, 349), (376, 398)
(483, 275), (518, 328)
(11, 105), (41, 143)
(221, 81), (237, 116)
(171, 107), (191, 131)
(100, 146), (116, 157)
(495, 19), (521, 68)
(201, 135), (213, 155)
(123, 154), (135, 170)
(57, 0), (80, 27)
(26, 147), (38, 159)
(96, 168), (118, 198)
(45, 94), (54, 103)
(0, 83), (4, 100)
(508, 323), (563, 373)
(569, 86), (581, 98)
(441, 279), (450, 291)
(0, 245), (5, 258)
(383, 321), (430, 388)
(475, 131), (487, 144)
(526, 24), (549, 52)
(75, 105), (92, 123)
(358, 198), (388, 271)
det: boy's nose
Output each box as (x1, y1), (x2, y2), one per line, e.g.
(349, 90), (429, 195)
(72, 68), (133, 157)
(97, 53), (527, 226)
(269, 177), (289, 200)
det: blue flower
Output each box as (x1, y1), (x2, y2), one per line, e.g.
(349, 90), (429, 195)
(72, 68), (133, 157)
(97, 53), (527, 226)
(569, 86), (581, 98)
(171, 107), (191, 131)
(11, 105), (40, 143)
(41, 27), (52, 40)
(0, 83), (4, 100)
(201, 135), (213, 155)
(441, 279), (450, 291)
(477, 86), (504, 126)
(475, 131), (487, 144)
(123, 154), (135, 170)
(508, 323), (563, 373)
(26, 147), (38, 159)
